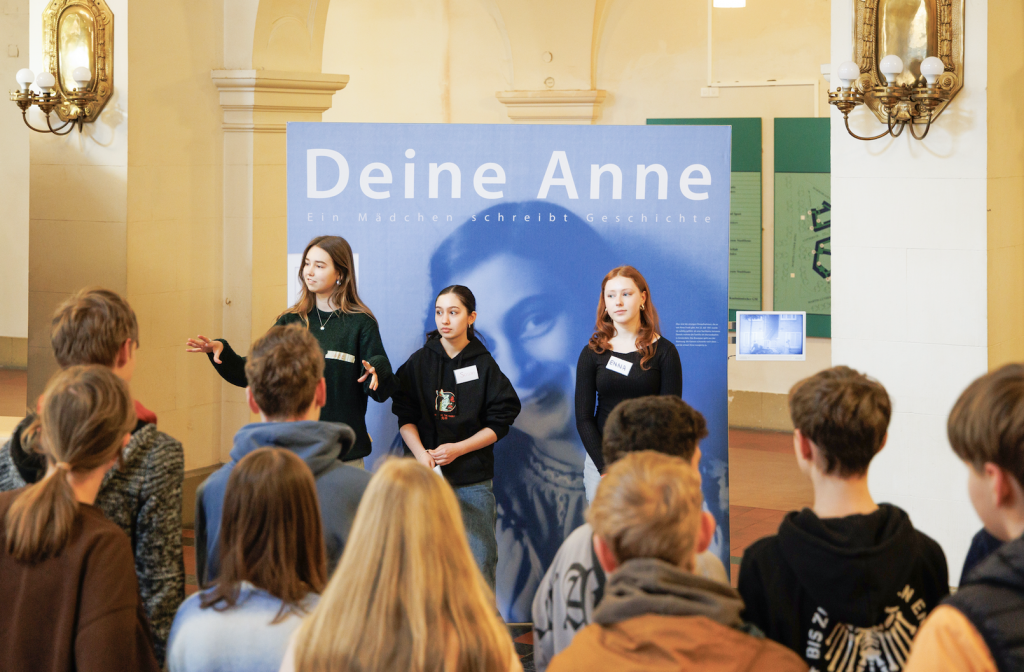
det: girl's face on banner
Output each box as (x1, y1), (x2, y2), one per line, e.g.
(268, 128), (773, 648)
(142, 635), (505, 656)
(454, 254), (577, 446)
(435, 294), (475, 343)
(603, 276), (646, 328)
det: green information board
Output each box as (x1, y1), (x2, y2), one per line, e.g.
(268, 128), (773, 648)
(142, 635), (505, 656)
(773, 118), (830, 338)
(648, 118), (762, 319)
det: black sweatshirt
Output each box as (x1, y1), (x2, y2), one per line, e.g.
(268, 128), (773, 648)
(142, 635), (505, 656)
(392, 337), (521, 486)
(209, 309), (396, 461)
(738, 504), (949, 670)
(574, 339), (683, 472)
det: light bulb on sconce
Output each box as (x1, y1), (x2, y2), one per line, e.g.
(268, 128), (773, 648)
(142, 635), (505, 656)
(8, 0), (111, 135)
(878, 55), (904, 86)
(837, 61), (860, 90)
(34, 72), (56, 91)
(71, 67), (92, 90)
(15, 69), (35, 92)
(920, 57), (944, 86)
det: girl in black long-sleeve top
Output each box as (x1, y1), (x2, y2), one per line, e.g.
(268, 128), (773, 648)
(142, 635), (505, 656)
(574, 266), (682, 502)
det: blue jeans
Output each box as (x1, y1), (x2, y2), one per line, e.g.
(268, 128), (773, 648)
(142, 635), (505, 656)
(452, 479), (497, 591)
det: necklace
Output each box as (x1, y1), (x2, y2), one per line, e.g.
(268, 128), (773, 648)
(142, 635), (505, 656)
(316, 307), (336, 331)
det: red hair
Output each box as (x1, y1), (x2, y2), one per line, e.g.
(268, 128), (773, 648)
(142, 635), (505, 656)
(588, 266), (661, 370)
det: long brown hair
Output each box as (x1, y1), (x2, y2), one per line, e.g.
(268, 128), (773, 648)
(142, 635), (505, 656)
(588, 265), (661, 370)
(4, 365), (135, 563)
(200, 448), (326, 623)
(281, 235), (376, 326)
(293, 458), (515, 672)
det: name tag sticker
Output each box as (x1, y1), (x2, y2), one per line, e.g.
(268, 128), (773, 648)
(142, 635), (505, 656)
(606, 356), (633, 376)
(326, 351), (356, 363)
(454, 365), (480, 384)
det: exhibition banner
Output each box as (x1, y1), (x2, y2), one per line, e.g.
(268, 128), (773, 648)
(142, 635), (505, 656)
(286, 122), (731, 621)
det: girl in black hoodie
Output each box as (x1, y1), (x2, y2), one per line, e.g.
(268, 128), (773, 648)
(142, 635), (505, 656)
(392, 285), (521, 589)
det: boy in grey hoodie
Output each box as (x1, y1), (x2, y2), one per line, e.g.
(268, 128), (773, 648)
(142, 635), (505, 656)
(195, 325), (371, 584)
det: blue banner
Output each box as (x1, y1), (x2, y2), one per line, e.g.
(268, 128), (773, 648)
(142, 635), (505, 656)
(287, 122), (731, 620)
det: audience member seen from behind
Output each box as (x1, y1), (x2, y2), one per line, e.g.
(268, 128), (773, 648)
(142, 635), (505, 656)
(739, 366), (948, 669)
(532, 395), (727, 671)
(0, 366), (159, 672)
(195, 325), (370, 584)
(906, 364), (1024, 672)
(168, 448), (325, 672)
(0, 287), (184, 664)
(281, 458), (522, 672)
(547, 451), (805, 672)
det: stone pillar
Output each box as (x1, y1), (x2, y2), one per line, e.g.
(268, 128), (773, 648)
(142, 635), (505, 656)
(211, 70), (348, 461)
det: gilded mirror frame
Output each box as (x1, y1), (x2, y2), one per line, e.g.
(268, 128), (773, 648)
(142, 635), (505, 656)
(42, 0), (113, 123)
(853, 0), (964, 124)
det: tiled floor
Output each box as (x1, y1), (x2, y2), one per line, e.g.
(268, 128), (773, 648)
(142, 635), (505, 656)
(727, 428), (812, 587)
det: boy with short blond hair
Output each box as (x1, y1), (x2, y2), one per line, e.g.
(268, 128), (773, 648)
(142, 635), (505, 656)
(532, 396), (727, 671)
(0, 287), (184, 664)
(739, 365), (948, 669)
(548, 451), (804, 671)
(905, 363), (1024, 672)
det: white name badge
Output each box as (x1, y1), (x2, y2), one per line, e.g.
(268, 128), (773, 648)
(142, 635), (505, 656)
(606, 356), (633, 376)
(325, 351), (355, 363)
(454, 365), (480, 384)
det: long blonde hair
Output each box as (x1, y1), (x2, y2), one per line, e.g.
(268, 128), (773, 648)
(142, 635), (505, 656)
(293, 458), (515, 672)
(281, 236), (376, 326)
(4, 365), (135, 563)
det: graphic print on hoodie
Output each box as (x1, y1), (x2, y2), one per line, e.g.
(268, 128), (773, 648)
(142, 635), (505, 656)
(392, 336), (521, 487)
(738, 504), (949, 671)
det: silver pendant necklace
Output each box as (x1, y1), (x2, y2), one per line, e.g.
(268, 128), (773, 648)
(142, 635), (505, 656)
(317, 307), (335, 331)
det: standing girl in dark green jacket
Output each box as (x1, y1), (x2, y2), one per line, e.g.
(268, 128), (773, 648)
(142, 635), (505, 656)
(186, 236), (396, 467)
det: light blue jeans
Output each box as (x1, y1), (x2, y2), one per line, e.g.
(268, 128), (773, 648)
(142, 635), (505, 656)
(583, 453), (601, 504)
(452, 479), (497, 591)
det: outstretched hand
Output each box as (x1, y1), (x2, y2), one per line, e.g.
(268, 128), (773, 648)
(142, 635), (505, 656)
(357, 359), (379, 391)
(185, 335), (224, 364)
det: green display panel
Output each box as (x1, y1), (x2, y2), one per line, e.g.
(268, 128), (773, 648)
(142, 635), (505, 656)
(773, 118), (830, 338)
(649, 118), (762, 314)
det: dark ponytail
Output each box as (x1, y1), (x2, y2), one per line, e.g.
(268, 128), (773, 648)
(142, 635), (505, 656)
(426, 285), (479, 343)
(4, 365), (135, 563)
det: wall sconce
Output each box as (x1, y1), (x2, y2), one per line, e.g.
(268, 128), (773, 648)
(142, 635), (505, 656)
(829, 0), (964, 141)
(8, 0), (114, 134)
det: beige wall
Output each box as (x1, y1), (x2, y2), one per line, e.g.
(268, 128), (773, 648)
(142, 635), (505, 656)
(126, 0), (225, 470)
(987, 1), (1024, 369)
(24, 0), (225, 470)
(26, 0), (130, 400)
(317, 0), (834, 397)
(0, 0), (29, 343)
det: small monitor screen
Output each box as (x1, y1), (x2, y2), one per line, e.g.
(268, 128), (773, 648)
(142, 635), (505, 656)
(735, 311), (807, 361)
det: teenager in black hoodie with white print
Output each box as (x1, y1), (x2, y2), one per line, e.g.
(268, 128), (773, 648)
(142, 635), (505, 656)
(392, 285), (521, 589)
(739, 366), (948, 671)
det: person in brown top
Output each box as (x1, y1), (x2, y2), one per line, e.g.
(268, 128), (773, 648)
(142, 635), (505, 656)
(548, 451), (807, 672)
(0, 365), (159, 672)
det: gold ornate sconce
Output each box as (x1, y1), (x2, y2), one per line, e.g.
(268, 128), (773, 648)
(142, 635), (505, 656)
(829, 0), (964, 141)
(9, 0), (114, 134)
